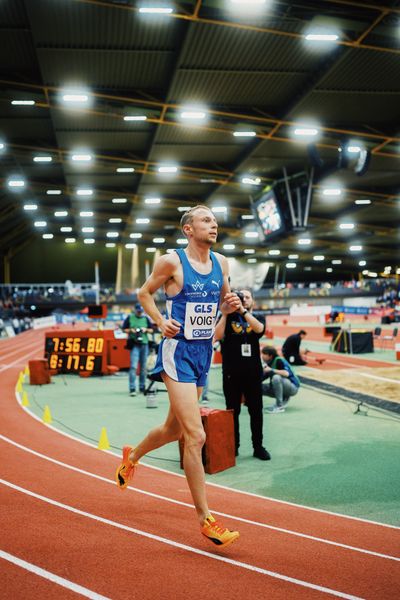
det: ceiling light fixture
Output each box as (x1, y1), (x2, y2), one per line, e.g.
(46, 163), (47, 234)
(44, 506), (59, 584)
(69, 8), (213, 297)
(116, 167), (135, 173)
(322, 188), (342, 196)
(241, 176), (261, 185)
(233, 131), (256, 137)
(112, 198), (127, 204)
(180, 109), (207, 120)
(71, 154), (93, 162)
(145, 197), (161, 204)
(33, 156), (52, 163)
(130, 233), (142, 239)
(54, 211), (68, 217)
(136, 218), (150, 224)
(138, 7), (174, 14)
(158, 165), (178, 174)
(11, 100), (35, 106)
(24, 204), (38, 211)
(293, 126), (319, 137)
(76, 189), (93, 196)
(46, 189), (62, 195)
(8, 178), (25, 188)
(123, 115), (147, 121)
(355, 199), (371, 205)
(65, 238), (76, 243)
(61, 92), (89, 104)
(305, 33), (339, 41)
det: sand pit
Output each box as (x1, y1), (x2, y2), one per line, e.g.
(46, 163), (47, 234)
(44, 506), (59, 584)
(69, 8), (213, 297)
(304, 367), (400, 403)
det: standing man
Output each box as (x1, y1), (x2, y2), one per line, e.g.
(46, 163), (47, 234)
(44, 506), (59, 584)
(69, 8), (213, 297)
(282, 330), (308, 365)
(261, 345), (300, 413)
(214, 289), (271, 461)
(122, 303), (153, 396)
(116, 205), (241, 548)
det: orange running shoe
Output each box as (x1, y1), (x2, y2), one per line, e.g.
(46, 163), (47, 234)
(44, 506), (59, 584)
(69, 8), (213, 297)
(201, 514), (239, 548)
(115, 445), (138, 490)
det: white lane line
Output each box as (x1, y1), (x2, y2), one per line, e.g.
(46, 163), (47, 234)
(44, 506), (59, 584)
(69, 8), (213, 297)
(358, 372), (400, 385)
(0, 479), (364, 600)
(1, 434), (398, 562)
(12, 390), (400, 531)
(0, 550), (111, 600)
(0, 347), (42, 373)
(0, 340), (42, 364)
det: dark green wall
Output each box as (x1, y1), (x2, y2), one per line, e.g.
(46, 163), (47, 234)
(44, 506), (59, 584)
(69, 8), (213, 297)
(9, 239), (118, 283)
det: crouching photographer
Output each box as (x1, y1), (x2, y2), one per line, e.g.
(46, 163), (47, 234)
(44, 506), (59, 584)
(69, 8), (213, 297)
(214, 289), (271, 461)
(261, 346), (300, 413)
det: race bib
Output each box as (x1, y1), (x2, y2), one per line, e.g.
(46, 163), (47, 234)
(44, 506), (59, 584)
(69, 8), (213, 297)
(184, 302), (218, 340)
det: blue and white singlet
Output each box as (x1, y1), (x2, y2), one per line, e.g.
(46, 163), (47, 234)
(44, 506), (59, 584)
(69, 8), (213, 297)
(150, 248), (223, 385)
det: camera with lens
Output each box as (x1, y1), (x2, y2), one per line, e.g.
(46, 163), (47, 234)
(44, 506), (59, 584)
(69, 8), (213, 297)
(134, 328), (143, 343)
(233, 290), (245, 305)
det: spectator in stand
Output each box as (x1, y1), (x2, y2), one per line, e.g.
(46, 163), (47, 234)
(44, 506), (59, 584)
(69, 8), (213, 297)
(282, 330), (308, 365)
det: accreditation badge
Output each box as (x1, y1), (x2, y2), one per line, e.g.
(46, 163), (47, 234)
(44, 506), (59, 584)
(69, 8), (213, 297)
(241, 344), (251, 357)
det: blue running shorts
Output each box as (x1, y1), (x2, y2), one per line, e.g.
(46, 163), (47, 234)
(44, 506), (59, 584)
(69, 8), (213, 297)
(149, 338), (212, 386)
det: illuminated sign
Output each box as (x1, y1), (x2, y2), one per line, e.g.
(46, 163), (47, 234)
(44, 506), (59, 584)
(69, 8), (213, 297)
(44, 333), (106, 374)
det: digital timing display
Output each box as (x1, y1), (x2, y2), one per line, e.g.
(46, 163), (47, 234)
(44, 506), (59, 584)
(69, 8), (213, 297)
(46, 336), (104, 354)
(48, 353), (103, 373)
(45, 335), (105, 374)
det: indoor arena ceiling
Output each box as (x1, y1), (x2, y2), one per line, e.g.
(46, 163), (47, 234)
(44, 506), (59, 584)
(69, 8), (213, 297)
(1, 0), (400, 281)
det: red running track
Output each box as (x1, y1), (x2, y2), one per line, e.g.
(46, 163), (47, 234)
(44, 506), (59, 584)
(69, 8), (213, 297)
(1, 330), (400, 600)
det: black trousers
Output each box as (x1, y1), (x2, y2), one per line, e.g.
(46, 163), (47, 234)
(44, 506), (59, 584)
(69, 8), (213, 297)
(283, 352), (307, 366)
(222, 370), (263, 451)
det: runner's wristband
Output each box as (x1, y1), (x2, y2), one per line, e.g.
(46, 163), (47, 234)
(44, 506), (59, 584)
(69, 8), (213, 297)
(242, 310), (248, 317)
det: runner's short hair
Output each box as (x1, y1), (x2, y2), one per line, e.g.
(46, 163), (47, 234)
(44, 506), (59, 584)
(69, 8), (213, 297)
(180, 205), (212, 234)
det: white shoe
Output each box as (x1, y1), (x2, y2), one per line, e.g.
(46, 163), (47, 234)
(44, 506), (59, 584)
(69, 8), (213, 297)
(266, 405), (285, 413)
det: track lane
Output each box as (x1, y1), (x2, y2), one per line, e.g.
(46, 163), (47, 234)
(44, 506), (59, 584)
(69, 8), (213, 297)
(1, 483), (339, 600)
(1, 331), (400, 599)
(1, 442), (399, 600)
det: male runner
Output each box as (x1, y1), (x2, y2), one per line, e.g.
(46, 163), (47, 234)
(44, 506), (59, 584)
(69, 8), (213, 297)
(115, 205), (241, 548)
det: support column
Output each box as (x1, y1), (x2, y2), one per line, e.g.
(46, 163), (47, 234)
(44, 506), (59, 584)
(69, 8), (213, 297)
(116, 244), (138, 293)
(3, 252), (11, 284)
